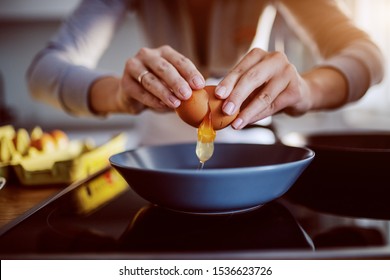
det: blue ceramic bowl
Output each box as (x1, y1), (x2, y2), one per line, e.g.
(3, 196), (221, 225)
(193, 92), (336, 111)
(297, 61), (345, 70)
(110, 143), (314, 214)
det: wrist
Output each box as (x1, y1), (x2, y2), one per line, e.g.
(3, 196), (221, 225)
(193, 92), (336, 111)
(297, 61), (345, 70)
(302, 67), (348, 110)
(89, 76), (121, 115)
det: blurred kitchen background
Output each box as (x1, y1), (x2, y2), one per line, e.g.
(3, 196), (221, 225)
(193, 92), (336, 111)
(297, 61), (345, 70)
(0, 0), (389, 138)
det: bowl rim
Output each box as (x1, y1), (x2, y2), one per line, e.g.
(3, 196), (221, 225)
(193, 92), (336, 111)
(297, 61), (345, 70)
(109, 142), (315, 175)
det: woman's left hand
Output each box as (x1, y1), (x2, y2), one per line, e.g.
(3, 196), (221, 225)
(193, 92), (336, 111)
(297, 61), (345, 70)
(214, 48), (313, 130)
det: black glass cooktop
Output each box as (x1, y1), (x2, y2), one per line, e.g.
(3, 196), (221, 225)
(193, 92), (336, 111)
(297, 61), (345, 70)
(0, 167), (389, 259)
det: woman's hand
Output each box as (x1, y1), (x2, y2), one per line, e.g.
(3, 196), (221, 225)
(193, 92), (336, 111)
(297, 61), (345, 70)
(214, 48), (313, 130)
(120, 45), (205, 113)
(89, 45), (205, 115)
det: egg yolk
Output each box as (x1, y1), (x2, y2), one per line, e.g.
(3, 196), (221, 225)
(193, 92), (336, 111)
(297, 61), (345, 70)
(196, 110), (216, 167)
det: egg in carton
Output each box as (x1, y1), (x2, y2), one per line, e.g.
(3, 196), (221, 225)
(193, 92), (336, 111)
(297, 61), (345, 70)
(0, 125), (127, 186)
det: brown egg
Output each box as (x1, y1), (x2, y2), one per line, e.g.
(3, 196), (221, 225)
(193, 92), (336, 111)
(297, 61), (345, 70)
(176, 85), (238, 130)
(30, 132), (56, 152)
(50, 129), (69, 149)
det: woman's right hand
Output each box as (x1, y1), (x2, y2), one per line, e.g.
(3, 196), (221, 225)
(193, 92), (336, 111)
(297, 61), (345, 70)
(91, 45), (206, 115)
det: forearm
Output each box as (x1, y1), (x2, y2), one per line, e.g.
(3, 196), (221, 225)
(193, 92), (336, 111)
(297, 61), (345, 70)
(27, 50), (112, 116)
(303, 67), (348, 111)
(26, 0), (128, 117)
(89, 76), (147, 115)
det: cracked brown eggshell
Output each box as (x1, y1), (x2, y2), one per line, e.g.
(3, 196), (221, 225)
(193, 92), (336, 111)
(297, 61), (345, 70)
(175, 85), (238, 130)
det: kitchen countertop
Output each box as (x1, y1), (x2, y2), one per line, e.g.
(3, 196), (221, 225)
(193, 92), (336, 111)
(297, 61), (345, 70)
(2, 169), (390, 260)
(0, 127), (139, 230)
(2, 127), (390, 260)
(0, 182), (61, 229)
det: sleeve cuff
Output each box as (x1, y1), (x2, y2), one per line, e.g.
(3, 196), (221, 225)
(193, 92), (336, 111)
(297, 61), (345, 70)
(59, 65), (113, 117)
(320, 41), (384, 103)
(321, 54), (370, 103)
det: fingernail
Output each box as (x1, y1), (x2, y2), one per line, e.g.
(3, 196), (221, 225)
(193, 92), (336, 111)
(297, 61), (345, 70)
(232, 118), (243, 129)
(223, 101), (235, 115)
(192, 76), (204, 88)
(169, 96), (181, 108)
(179, 86), (192, 99)
(215, 86), (226, 98)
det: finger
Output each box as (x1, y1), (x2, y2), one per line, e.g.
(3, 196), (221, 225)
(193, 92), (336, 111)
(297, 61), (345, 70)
(223, 51), (289, 117)
(125, 56), (182, 108)
(146, 55), (193, 100)
(231, 72), (291, 129)
(136, 46), (196, 101)
(159, 45), (205, 90)
(139, 70), (182, 108)
(121, 73), (169, 112)
(215, 48), (268, 99)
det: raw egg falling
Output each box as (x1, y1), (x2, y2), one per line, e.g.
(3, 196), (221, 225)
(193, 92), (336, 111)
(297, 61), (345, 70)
(176, 85), (238, 169)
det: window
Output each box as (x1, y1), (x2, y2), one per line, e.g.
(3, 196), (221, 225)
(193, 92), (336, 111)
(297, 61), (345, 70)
(341, 0), (390, 130)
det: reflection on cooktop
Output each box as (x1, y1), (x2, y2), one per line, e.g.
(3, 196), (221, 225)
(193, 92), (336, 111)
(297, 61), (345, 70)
(0, 168), (389, 258)
(15, 200), (314, 254)
(121, 202), (314, 252)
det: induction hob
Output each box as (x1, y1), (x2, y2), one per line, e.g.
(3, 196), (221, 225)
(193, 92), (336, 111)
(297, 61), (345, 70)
(0, 167), (389, 259)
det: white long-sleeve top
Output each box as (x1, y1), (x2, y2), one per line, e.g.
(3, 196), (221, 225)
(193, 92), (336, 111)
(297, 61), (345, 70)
(26, 0), (384, 145)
